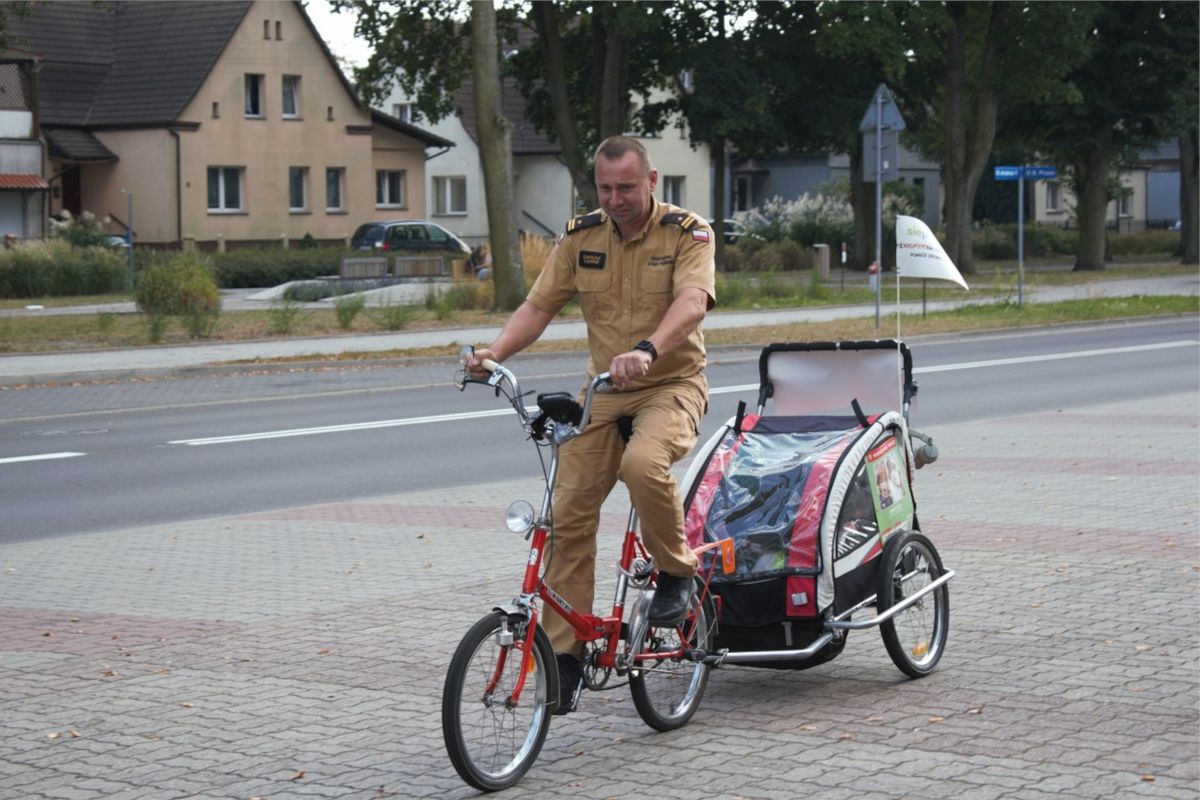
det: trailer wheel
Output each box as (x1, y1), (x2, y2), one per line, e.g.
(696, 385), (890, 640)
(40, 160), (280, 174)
(877, 531), (949, 678)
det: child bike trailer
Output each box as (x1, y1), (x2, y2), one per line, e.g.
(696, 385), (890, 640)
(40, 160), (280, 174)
(683, 340), (953, 677)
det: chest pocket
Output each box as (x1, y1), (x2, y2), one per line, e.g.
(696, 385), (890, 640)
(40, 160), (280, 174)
(638, 262), (673, 319)
(575, 267), (611, 317)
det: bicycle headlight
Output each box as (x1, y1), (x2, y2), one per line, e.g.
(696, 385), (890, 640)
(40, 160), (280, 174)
(504, 500), (535, 535)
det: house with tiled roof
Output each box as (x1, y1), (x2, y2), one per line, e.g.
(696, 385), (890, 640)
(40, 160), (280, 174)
(8, 0), (452, 247)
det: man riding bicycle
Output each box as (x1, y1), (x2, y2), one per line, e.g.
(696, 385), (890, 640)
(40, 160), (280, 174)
(468, 135), (716, 714)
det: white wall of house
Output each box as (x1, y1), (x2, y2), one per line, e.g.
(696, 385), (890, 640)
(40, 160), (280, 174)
(643, 121), (712, 220)
(1033, 172), (1150, 232)
(379, 87), (487, 244)
(513, 154), (573, 238)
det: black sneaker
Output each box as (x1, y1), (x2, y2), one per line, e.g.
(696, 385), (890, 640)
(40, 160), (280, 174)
(648, 573), (694, 627)
(553, 653), (583, 715)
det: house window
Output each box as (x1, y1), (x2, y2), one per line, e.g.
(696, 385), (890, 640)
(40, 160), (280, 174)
(663, 175), (685, 206)
(263, 20), (270, 39)
(244, 74), (264, 117)
(433, 175), (467, 215)
(734, 175), (752, 213)
(1046, 181), (1061, 212)
(1117, 192), (1131, 217)
(376, 170), (405, 208)
(212, 102), (219, 119)
(391, 103), (412, 123)
(207, 167), (243, 212)
(282, 75), (300, 118)
(275, 21), (282, 40)
(289, 167), (308, 212)
(326, 167), (345, 211)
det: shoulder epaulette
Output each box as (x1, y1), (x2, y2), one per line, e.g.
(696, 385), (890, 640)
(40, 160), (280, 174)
(565, 213), (604, 235)
(660, 211), (699, 231)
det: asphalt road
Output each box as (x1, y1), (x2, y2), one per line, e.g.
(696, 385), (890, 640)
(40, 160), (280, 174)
(0, 317), (1196, 543)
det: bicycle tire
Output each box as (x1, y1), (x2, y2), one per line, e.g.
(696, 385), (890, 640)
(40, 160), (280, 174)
(442, 611), (554, 791)
(629, 584), (714, 732)
(877, 531), (950, 678)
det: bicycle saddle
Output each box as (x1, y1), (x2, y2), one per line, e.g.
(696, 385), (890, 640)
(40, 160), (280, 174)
(536, 392), (583, 426)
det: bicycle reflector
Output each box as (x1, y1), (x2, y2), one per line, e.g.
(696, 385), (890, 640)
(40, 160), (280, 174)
(505, 500), (535, 535)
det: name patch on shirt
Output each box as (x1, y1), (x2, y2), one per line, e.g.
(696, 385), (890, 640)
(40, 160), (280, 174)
(648, 255), (675, 268)
(579, 250), (607, 270)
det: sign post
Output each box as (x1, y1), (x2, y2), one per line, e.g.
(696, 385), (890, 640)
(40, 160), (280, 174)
(994, 165), (1056, 306)
(860, 84), (905, 330)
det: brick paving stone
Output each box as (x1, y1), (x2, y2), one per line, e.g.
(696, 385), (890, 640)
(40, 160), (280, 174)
(1, 390), (1197, 799)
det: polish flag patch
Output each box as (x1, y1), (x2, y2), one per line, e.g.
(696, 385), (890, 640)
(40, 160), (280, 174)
(692, 229), (711, 242)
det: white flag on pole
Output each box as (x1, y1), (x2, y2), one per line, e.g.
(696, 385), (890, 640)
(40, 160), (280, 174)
(895, 215), (969, 290)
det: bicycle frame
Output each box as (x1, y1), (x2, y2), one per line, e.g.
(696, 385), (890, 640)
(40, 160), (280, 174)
(456, 351), (728, 708)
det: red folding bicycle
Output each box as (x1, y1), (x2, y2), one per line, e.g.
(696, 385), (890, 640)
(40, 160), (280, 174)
(443, 349), (731, 792)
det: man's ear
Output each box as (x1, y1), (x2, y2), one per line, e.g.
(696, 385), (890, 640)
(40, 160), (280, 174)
(648, 169), (659, 192)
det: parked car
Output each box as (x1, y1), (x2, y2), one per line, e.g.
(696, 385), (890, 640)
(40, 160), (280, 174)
(350, 220), (471, 255)
(708, 218), (755, 246)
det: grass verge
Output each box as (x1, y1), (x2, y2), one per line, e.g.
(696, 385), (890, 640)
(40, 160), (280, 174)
(219, 296), (1198, 366)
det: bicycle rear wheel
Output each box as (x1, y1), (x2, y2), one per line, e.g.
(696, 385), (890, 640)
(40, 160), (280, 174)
(442, 611), (554, 791)
(629, 585), (714, 732)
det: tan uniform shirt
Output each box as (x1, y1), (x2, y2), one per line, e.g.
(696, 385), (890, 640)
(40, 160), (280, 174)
(528, 201), (717, 390)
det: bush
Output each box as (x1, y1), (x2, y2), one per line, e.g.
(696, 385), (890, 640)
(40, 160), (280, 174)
(1109, 229), (1180, 256)
(334, 294), (366, 330)
(268, 299), (306, 334)
(48, 210), (111, 248)
(0, 239), (126, 298)
(134, 253), (221, 338)
(370, 299), (419, 331)
(972, 224), (1078, 260)
(209, 247), (349, 288)
(747, 241), (812, 272)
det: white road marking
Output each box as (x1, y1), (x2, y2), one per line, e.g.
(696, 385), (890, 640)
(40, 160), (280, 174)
(913, 340), (1197, 373)
(0, 451), (86, 465)
(169, 340), (1198, 447)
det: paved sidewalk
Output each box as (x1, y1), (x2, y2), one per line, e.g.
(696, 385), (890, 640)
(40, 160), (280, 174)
(0, 275), (1195, 384)
(1, 389), (1196, 799)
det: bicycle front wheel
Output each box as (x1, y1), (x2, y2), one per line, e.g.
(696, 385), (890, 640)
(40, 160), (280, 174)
(629, 585), (714, 732)
(442, 611), (554, 792)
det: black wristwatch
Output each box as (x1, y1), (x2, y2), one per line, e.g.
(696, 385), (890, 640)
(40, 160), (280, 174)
(634, 339), (658, 362)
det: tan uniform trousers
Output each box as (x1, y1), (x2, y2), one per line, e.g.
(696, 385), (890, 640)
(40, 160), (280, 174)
(542, 371), (707, 655)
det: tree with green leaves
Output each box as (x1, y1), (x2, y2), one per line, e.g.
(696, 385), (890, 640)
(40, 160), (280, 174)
(513, 2), (672, 210)
(333, 0), (529, 309)
(1022, 2), (1198, 270)
(747, 2), (911, 271)
(654, 1), (779, 267)
(897, 2), (1095, 274)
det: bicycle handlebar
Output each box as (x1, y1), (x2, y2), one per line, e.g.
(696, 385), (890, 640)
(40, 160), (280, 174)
(456, 346), (611, 439)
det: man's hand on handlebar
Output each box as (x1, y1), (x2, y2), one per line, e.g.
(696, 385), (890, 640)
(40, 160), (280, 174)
(466, 347), (498, 381)
(609, 349), (654, 391)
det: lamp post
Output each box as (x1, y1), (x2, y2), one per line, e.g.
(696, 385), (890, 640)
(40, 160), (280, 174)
(121, 189), (133, 289)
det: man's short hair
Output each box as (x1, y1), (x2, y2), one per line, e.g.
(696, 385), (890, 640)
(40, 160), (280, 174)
(595, 135), (652, 176)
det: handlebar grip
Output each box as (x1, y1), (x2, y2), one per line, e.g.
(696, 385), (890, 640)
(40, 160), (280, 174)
(480, 358), (500, 372)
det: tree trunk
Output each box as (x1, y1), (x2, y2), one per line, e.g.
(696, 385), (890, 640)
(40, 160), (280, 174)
(531, 2), (597, 210)
(597, 2), (629, 139)
(940, 2), (1005, 275)
(850, 145), (875, 271)
(1178, 127), (1199, 264)
(711, 136), (726, 269)
(1072, 131), (1115, 271)
(470, 1), (524, 310)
